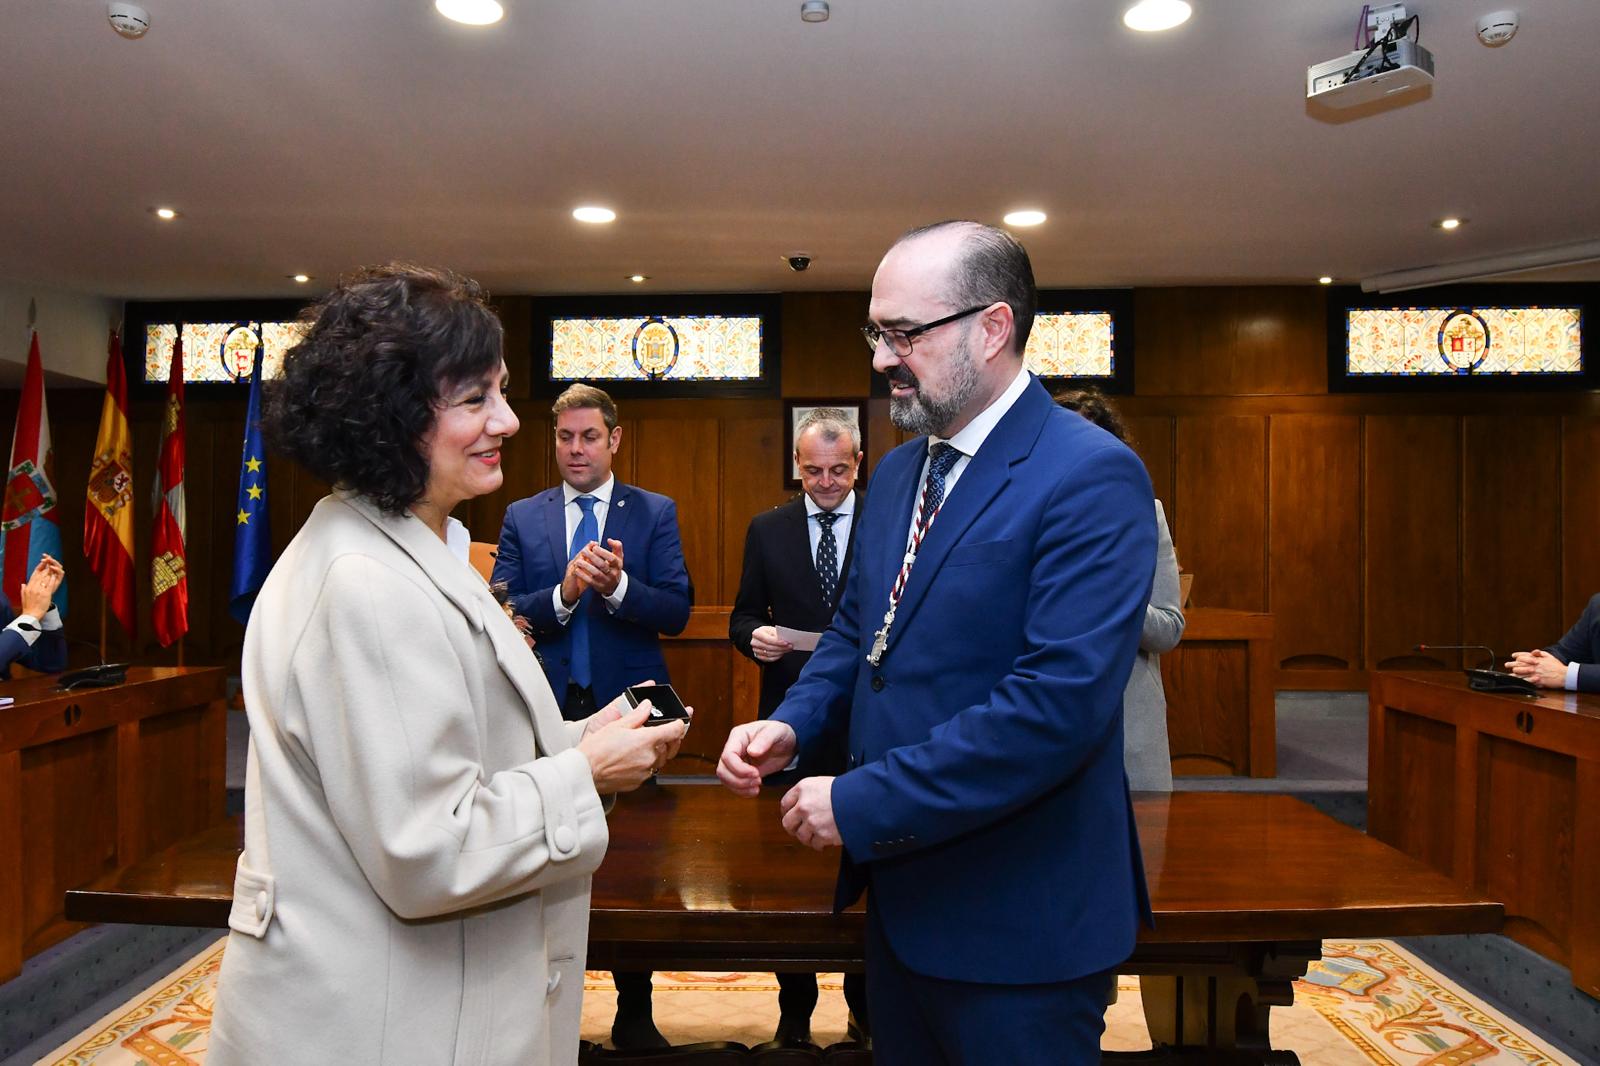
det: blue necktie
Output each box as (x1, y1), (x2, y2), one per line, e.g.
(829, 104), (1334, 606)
(923, 442), (961, 517)
(815, 511), (841, 608)
(569, 495), (599, 689)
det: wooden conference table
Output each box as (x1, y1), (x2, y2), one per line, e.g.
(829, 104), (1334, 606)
(1369, 670), (1600, 999)
(68, 786), (1498, 1062)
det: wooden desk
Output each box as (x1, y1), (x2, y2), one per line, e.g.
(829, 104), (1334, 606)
(1163, 608), (1276, 777)
(67, 787), (1497, 1059)
(1369, 670), (1600, 998)
(1, 666), (228, 980)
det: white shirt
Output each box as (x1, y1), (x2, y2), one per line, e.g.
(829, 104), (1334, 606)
(5, 603), (62, 645)
(552, 475), (629, 621)
(1567, 660), (1580, 690)
(444, 516), (471, 565)
(903, 364), (1033, 547)
(805, 493), (855, 576)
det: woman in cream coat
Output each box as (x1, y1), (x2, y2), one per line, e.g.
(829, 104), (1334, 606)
(1056, 389), (1185, 790)
(209, 265), (685, 1066)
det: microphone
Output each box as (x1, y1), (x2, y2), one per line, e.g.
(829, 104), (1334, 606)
(1414, 643), (1537, 695)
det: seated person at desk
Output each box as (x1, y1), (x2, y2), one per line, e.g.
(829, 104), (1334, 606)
(1, 553), (67, 679)
(1506, 593), (1600, 692)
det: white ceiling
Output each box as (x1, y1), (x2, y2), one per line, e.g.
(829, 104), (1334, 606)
(3, 0), (1598, 300)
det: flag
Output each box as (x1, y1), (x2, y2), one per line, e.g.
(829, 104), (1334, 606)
(229, 346), (271, 624)
(85, 329), (136, 634)
(151, 331), (188, 646)
(2, 331), (66, 616)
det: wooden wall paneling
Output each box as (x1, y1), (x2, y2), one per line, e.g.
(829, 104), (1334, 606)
(632, 417), (721, 603)
(659, 643), (736, 774)
(612, 417), (639, 489)
(1124, 415), (1174, 511)
(1364, 416), (1461, 670)
(138, 706), (223, 854)
(0, 750), (21, 979)
(1161, 643), (1251, 774)
(781, 293), (871, 398)
(1475, 735), (1575, 964)
(1270, 415), (1361, 671)
(865, 398), (903, 481)
(1133, 288), (1325, 396)
(1172, 415), (1267, 610)
(1462, 416), (1562, 668)
(1562, 416), (1600, 624)
(1373, 710), (1456, 873)
(719, 414), (789, 607)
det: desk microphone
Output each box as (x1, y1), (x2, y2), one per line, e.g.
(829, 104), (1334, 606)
(1414, 643), (1538, 696)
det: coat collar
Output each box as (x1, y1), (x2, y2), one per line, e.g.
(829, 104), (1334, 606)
(335, 491), (572, 754)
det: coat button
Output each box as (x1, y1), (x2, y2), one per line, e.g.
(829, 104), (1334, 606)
(254, 891), (269, 919)
(871, 676), (884, 692)
(554, 825), (577, 853)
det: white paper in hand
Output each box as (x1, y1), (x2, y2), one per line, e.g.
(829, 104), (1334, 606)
(775, 626), (822, 652)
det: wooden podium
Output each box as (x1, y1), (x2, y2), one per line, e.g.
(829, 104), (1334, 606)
(1369, 671), (1600, 998)
(0, 665), (228, 980)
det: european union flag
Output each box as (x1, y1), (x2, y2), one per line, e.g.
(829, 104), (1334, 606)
(229, 347), (271, 624)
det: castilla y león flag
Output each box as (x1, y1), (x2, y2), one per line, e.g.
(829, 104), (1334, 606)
(151, 331), (188, 646)
(85, 330), (136, 634)
(2, 331), (65, 615)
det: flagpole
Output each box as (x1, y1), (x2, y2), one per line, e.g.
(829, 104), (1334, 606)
(177, 635), (184, 667)
(99, 592), (108, 662)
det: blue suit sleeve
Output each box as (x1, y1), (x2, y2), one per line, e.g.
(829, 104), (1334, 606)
(492, 504), (563, 634)
(1546, 593), (1600, 692)
(829, 445), (1156, 863)
(611, 499), (692, 636)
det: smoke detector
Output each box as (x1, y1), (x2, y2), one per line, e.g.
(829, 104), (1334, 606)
(108, 3), (151, 39)
(800, 1), (829, 23)
(1475, 10), (1518, 46)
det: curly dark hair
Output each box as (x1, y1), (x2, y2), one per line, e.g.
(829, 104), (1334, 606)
(262, 263), (504, 515)
(1054, 385), (1131, 445)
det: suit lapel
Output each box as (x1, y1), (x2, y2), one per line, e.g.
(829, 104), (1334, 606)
(341, 493), (572, 755)
(543, 489), (569, 572)
(781, 497), (822, 601)
(837, 490), (863, 591)
(869, 452), (927, 625)
(880, 382), (1051, 658)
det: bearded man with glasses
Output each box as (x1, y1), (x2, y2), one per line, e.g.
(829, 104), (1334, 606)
(719, 220), (1158, 1065)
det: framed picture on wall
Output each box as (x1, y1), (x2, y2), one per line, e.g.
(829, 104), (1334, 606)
(783, 399), (866, 489)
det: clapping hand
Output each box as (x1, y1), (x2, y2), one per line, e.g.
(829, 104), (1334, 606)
(19, 554), (64, 618)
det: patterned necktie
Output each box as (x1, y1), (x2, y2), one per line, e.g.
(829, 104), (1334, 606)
(568, 495), (598, 689)
(815, 511), (841, 608)
(921, 442), (961, 519)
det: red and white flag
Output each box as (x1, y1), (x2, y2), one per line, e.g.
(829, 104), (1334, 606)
(151, 331), (187, 646)
(2, 331), (65, 614)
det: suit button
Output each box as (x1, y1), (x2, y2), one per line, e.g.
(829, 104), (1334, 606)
(871, 676), (884, 692)
(554, 825), (577, 853)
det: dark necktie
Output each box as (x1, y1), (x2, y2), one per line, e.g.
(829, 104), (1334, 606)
(815, 511), (841, 608)
(568, 495), (598, 689)
(922, 442), (961, 517)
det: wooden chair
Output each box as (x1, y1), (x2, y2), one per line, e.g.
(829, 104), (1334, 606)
(469, 541), (498, 584)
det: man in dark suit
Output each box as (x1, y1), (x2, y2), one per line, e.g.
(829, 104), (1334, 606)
(718, 221), (1157, 1064)
(1506, 594), (1600, 692)
(1, 553), (67, 679)
(492, 382), (692, 1051)
(729, 408), (869, 1045)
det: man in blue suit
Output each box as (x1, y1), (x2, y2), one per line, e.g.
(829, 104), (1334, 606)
(492, 382), (692, 1051)
(1506, 594), (1600, 692)
(1, 552), (68, 679)
(719, 221), (1156, 1064)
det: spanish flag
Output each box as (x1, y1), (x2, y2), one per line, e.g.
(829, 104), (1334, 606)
(84, 330), (136, 635)
(151, 331), (188, 647)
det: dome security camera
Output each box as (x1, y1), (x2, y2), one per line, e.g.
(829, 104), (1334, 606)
(785, 254), (812, 272)
(108, 2), (151, 38)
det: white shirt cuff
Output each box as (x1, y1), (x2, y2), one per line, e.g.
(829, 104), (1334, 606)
(552, 585), (573, 624)
(605, 571), (629, 612)
(41, 605), (62, 631)
(6, 613), (42, 646)
(1566, 660), (1580, 691)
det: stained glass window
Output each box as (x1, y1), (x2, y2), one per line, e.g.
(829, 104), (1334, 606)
(1346, 306), (1582, 376)
(1024, 311), (1115, 378)
(143, 321), (303, 384)
(550, 315), (764, 381)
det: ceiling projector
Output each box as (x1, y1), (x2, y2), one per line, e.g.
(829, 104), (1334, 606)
(1307, 32), (1433, 108)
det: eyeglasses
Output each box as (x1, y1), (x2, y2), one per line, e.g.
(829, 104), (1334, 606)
(860, 305), (990, 358)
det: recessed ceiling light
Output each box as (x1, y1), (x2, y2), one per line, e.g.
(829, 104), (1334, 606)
(1123, 0), (1192, 32)
(627, 274), (649, 283)
(152, 206), (179, 220)
(573, 205), (617, 224)
(1434, 217), (1466, 230)
(289, 274), (312, 284)
(1002, 209), (1047, 227)
(435, 0), (503, 26)
(800, 0), (829, 22)
(1318, 276), (1333, 285)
